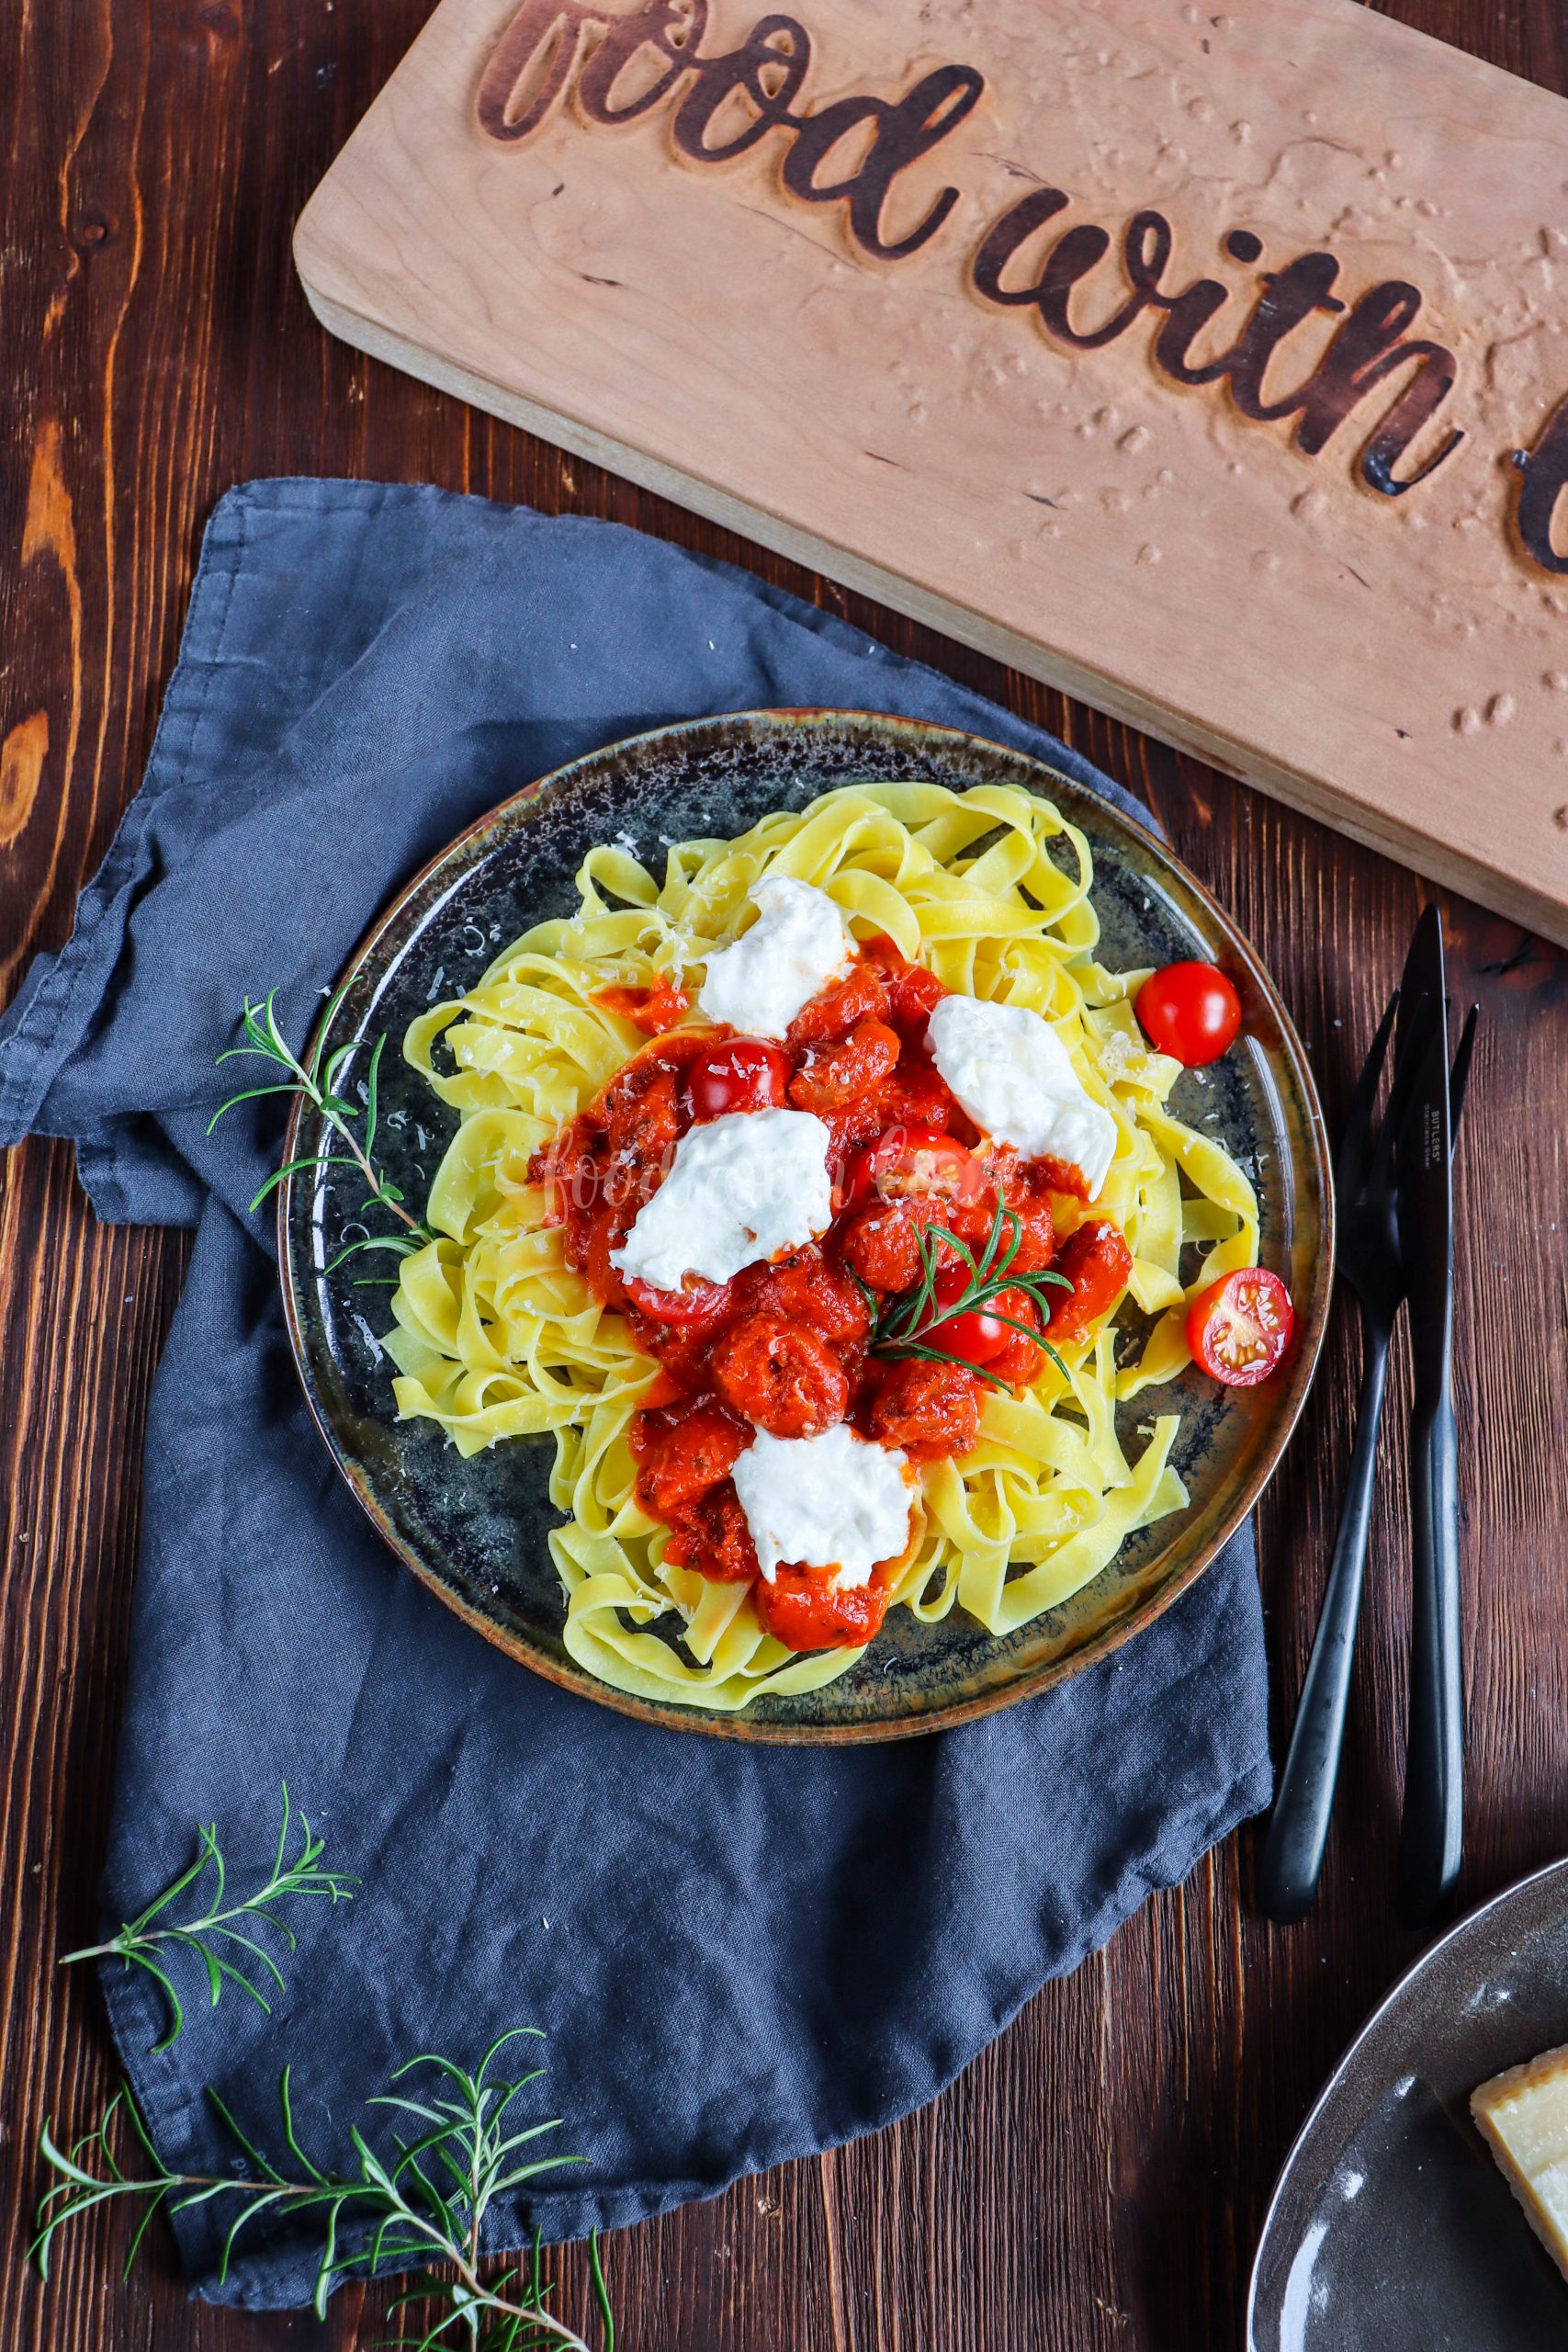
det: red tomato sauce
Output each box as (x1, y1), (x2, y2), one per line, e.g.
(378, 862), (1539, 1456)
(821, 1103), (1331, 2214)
(529, 935), (1132, 1654)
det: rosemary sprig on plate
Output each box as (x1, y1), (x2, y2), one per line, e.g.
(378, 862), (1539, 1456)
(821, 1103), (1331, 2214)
(870, 1191), (1072, 1391)
(33, 2031), (614, 2349)
(59, 1783), (357, 2052)
(210, 982), (435, 1273)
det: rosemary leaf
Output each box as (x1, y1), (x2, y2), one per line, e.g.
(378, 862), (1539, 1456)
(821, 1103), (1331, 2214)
(59, 1785), (356, 2050)
(210, 986), (437, 1274)
(870, 1193), (1077, 1387)
(35, 2040), (613, 2351)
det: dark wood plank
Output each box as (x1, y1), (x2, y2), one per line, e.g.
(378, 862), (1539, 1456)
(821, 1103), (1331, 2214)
(2, 1), (1566, 2348)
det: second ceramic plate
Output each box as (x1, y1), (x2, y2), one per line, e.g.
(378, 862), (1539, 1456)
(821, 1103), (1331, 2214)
(1249, 1859), (1568, 2351)
(278, 709), (1331, 1739)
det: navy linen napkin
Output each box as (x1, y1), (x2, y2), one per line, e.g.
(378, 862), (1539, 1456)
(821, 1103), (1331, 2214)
(0, 479), (1270, 2309)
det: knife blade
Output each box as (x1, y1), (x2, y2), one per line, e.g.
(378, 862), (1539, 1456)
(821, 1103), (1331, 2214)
(1393, 905), (1463, 1925)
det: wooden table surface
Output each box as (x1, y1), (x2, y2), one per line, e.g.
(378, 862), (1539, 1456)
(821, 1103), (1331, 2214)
(3, 3), (1566, 2347)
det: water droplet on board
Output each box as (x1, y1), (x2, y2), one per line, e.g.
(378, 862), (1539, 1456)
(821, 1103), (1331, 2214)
(1120, 424), (1151, 454)
(1137, 544), (1162, 566)
(1487, 693), (1517, 727)
(1454, 706), (1482, 735)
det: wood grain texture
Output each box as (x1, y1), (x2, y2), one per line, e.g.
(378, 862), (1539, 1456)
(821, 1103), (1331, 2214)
(1, 3), (1566, 2348)
(291, 0), (1568, 943)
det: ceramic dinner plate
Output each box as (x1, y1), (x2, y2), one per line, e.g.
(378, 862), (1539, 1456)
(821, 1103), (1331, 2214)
(1248, 1858), (1568, 2351)
(277, 708), (1331, 1739)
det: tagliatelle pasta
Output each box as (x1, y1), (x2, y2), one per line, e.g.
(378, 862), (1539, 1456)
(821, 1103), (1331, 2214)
(383, 781), (1259, 1711)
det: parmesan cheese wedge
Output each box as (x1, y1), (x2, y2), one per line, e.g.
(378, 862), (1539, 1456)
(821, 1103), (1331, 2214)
(1472, 2042), (1568, 2285)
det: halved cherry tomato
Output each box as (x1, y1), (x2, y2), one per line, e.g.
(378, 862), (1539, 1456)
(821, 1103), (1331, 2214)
(1134, 962), (1242, 1067)
(1186, 1267), (1294, 1386)
(625, 1273), (738, 1328)
(682, 1036), (791, 1123)
(595, 977), (691, 1035)
(849, 1127), (987, 1211)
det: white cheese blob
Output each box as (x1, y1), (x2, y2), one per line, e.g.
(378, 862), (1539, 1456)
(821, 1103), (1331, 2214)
(696, 876), (852, 1039)
(611, 1107), (833, 1291)
(733, 1425), (913, 1589)
(927, 994), (1119, 1199)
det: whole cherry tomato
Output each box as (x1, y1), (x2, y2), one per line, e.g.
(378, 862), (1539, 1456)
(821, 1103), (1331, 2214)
(682, 1036), (792, 1123)
(1186, 1267), (1294, 1386)
(850, 1126), (987, 1211)
(1134, 962), (1243, 1067)
(926, 1264), (1010, 1366)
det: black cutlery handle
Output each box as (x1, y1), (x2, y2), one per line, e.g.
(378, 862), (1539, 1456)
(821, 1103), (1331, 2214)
(1257, 1332), (1390, 1925)
(1396, 1376), (1464, 1927)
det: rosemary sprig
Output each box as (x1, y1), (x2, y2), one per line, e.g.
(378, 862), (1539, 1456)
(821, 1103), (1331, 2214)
(210, 982), (435, 1273)
(871, 1190), (1072, 1390)
(32, 2032), (615, 2349)
(59, 1783), (357, 2052)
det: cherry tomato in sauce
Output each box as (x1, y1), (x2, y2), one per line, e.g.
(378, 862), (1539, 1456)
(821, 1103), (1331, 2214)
(625, 1272), (739, 1328)
(1045, 1219), (1134, 1349)
(594, 977), (691, 1034)
(633, 1403), (750, 1515)
(744, 1250), (870, 1343)
(985, 1297), (1045, 1388)
(682, 1036), (791, 1123)
(862, 935), (948, 1032)
(663, 1481), (761, 1582)
(840, 1203), (928, 1295)
(711, 1312), (850, 1439)
(866, 1359), (982, 1459)
(850, 1126), (987, 1212)
(785, 965), (891, 1047)
(1186, 1267), (1294, 1386)
(872, 1061), (956, 1134)
(788, 1020), (901, 1114)
(1134, 962), (1242, 1067)
(754, 1566), (891, 1652)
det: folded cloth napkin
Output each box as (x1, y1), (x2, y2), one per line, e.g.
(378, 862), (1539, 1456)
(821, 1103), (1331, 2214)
(0, 479), (1270, 2309)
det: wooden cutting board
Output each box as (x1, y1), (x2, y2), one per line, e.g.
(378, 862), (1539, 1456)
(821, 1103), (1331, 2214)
(295, 0), (1568, 943)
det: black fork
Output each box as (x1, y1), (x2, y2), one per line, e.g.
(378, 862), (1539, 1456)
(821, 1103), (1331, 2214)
(1257, 990), (1477, 1924)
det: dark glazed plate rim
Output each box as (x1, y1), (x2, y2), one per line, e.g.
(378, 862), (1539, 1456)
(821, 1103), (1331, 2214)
(278, 708), (1333, 1741)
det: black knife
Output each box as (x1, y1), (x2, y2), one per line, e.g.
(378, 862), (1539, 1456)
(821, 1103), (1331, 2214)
(1393, 907), (1463, 1927)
